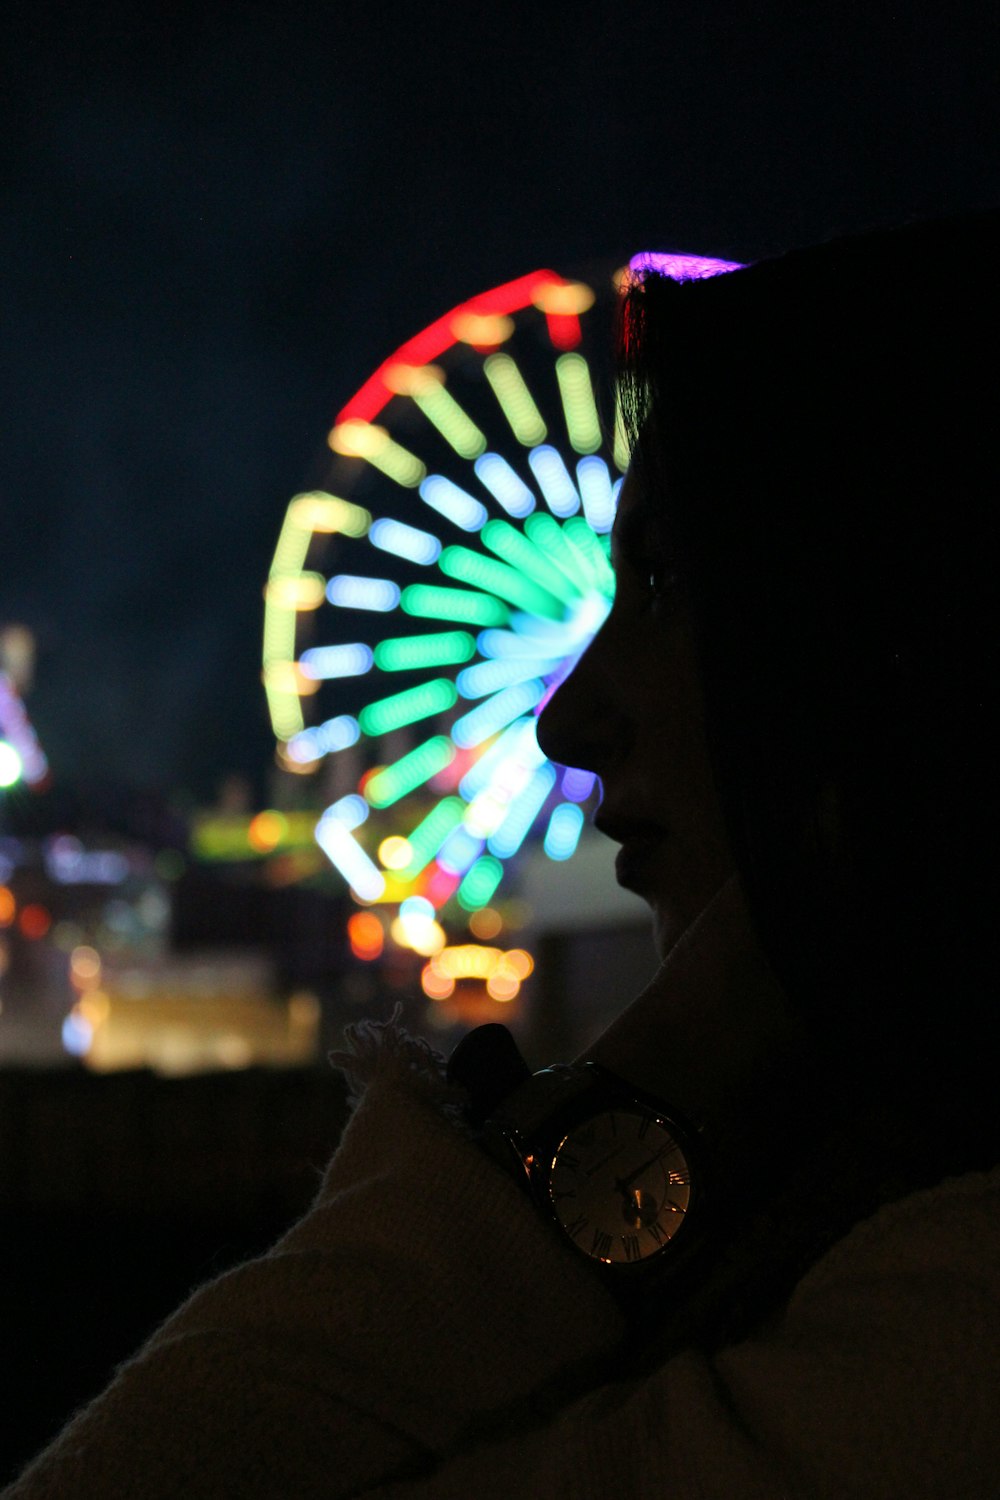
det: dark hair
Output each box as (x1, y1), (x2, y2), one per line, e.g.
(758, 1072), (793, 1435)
(617, 215), (996, 1165)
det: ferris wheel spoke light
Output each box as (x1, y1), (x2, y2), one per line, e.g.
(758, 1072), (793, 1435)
(439, 546), (563, 620)
(480, 519), (582, 607)
(452, 678), (547, 749)
(287, 715), (360, 762)
(576, 456), (616, 534)
(329, 421), (426, 488)
(419, 475), (488, 531)
(400, 583), (510, 626)
(487, 763), (557, 858)
(395, 796), (467, 879)
(543, 801), (586, 861)
(456, 854), (504, 911)
(473, 453), (536, 518)
(412, 382), (487, 459)
(555, 353), (602, 455)
(457, 717), (542, 801)
(456, 655), (561, 699)
(436, 824), (486, 876)
(561, 766), (598, 801)
(288, 491), (371, 536)
(358, 677), (458, 736)
(483, 353), (547, 445)
(364, 735), (456, 808)
(369, 517), (441, 566)
(299, 644), (374, 680)
(563, 517), (615, 596)
(315, 813), (385, 901)
(476, 625), (571, 660)
(326, 574), (401, 611)
(374, 630), (476, 672)
(527, 445), (581, 517)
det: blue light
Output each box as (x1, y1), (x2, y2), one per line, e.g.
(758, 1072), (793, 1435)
(456, 656), (561, 699)
(474, 453), (536, 518)
(543, 802), (585, 861)
(477, 626), (574, 660)
(488, 763), (557, 858)
(452, 679), (547, 748)
(326, 574), (401, 611)
(286, 716), (360, 763)
(527, 445), (580, 517)
(299, 644), (374, 679)
(324, 793), (369, 830)
(400, 895), (435, 920)
(436, 825), (486, 876)
(458, 719), (542, 800)
(420, 474), (488, 531)
(561, 766), (597, 802)
(315, 814), (385, 900)
(369, 517), (441, 565)
(577, 456), (616, 534)
(61, 1012), (93, 1057)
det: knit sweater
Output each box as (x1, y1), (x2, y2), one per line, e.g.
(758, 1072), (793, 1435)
(5, 1028), (999, 1499)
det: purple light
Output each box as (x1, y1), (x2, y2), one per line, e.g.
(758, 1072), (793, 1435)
(628, 251), (745, 282)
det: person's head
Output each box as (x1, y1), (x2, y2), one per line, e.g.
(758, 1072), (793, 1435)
(538, 213), (996, 1146)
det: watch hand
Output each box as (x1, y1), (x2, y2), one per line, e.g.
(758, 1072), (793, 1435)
(614, 1143), (673, 1194)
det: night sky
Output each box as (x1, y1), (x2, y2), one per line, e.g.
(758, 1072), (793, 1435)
(4, 1), (999, 807)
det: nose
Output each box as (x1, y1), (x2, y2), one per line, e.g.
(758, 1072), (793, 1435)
(535, 624), (627, 775)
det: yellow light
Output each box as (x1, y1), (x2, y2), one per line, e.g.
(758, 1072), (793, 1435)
(450, 311), (515, 346)
(531, 280), (596, 316)
(287, 491), (371, 536)
(77, 990), (111, 1025)
(70, 945), (102, 989)
(264, 574), (326, 610)
(0, 887), (14, 927)
(262, 661), (322, 696)
(486, 970), (520, 1002)
(248, 810), (287, 852)
(328, 421), (426, 488)
(421, 962), (455, 1001)
(391, 913), (446, 957)
(483, 353), (547, 446)
(378, 835), (414, 870)
(504, 948), (534, 979)
(383, 362), (444, 396)
(469, 906), (503, 940)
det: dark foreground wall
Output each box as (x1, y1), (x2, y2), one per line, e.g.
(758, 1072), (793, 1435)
(0, 1065), (350, 1483)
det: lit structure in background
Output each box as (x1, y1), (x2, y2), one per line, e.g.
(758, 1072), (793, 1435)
(263, 254), (742, 1006)
(0, 627), (49, 792)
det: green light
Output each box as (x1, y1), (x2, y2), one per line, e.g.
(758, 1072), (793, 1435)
(374, 631), (476, 672)
(563, 517), (616, 598)
(439, 546), (564, 620)
(365, 736), (456, 808)
(483, 353), (547, 445)
(401, 583), (511, 626)
(480, 520), (581, 607)
(555, 353), (602, 454)
(397, 796), (467, 878)
(359, 678), (458, 737)
(414, 384), (487, 459)
(456, 854), (504, 911)
(523, 513), (592, 595)
(0, 740), (23, 789)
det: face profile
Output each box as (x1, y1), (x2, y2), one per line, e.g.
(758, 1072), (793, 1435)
(537, 466), (735, 957)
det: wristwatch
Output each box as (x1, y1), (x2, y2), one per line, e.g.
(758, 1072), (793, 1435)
(448, 1024), (703, 1295)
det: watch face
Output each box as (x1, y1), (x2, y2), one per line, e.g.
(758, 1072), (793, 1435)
(547, 1107), (692, 1266)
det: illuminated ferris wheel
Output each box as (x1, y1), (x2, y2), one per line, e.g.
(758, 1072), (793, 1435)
(262, 252), (739, 992)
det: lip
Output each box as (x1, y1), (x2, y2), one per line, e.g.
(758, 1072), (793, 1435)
(594, 813), (666, 894)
